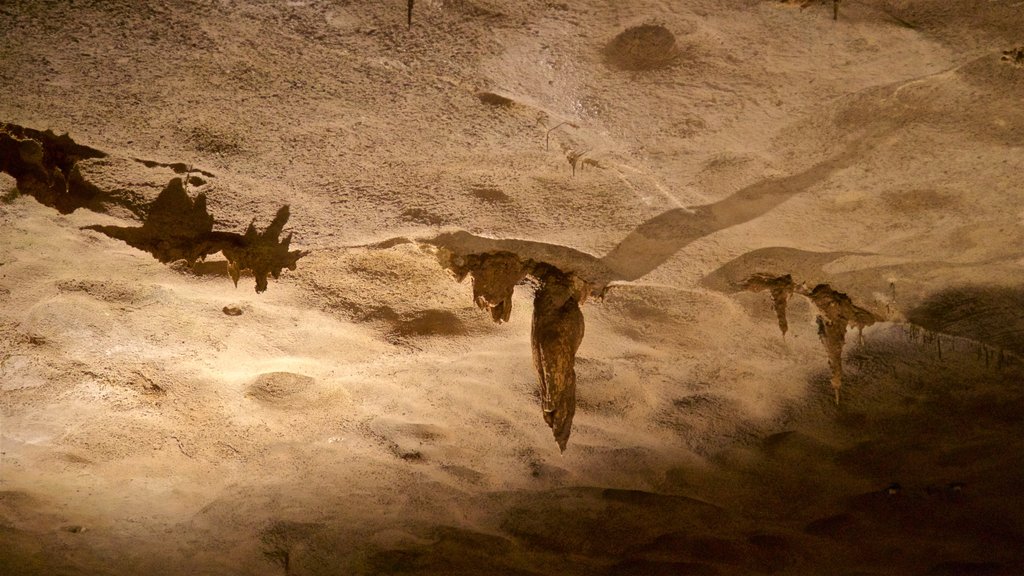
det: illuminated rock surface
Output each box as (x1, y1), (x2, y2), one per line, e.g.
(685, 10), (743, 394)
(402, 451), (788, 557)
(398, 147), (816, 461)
(2, 1), (1023, 574)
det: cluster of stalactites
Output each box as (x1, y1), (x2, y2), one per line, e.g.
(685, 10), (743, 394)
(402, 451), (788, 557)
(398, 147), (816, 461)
(739, 274), (877, 404)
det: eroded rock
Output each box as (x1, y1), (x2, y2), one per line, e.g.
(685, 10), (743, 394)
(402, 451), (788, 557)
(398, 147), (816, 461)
(604, 24), (679, 71)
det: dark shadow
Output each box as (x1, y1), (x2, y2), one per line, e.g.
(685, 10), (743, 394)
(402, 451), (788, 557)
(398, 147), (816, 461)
(84, 178), (223, 264)
(601, 129), (884, 281)
(0, 122), (107, 213)
(420, 127), (892, 293)
(908, 285), (1024, 355)
(700, 247), (860, 293)
(84, 178), (306, 293)
(2, 122), (308, 293)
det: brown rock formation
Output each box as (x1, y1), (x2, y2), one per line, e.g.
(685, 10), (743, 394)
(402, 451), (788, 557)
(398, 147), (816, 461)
(441, 249), (590, 450)
(740, 274), (878, 403)
(799, 283), (877, 403)
(531, 265), (586, 452)
(444, 251), (529, 323)
(738, 273), (796, 336)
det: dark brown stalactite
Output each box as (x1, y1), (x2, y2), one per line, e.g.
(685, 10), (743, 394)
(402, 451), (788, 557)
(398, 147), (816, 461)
(739, 274), (878, 403)
(531, 265), (585, 452)
(440, 249), (589, 450)
(799, 283), (878, 404)
(444, 251), (529, 324)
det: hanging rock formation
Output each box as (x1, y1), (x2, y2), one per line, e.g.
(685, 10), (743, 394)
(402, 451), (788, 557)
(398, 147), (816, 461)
(444, 251), (529, 323)
(739, 274), (878, 403)
(439, 247), (590, 450)
(737, 273), (796, 336)
(801, 283), (877, 402)
(531, 264), (586, 452)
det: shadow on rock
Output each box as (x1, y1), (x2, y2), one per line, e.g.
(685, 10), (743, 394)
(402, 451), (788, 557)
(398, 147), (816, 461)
(907, 285), (1024, 356)
(0, 122), (106, 213)
(85, 178), (306, 293)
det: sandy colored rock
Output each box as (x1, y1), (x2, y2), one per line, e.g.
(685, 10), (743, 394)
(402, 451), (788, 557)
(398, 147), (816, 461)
(2, 1), (1023, 574)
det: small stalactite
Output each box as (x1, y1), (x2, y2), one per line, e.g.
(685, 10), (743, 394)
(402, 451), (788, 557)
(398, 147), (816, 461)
(441, 251), (529, 323)
(798, 283), (877, 404)
(736, 273), (795, 337)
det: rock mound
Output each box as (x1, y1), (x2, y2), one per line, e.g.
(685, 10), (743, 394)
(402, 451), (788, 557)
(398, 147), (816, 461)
(604, 24), (679, 71)
(247, 372), (316, 406)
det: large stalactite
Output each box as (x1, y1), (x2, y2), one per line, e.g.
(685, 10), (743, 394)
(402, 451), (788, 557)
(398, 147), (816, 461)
(440, 248), (590, 451)
(531, 264), (585, 452)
